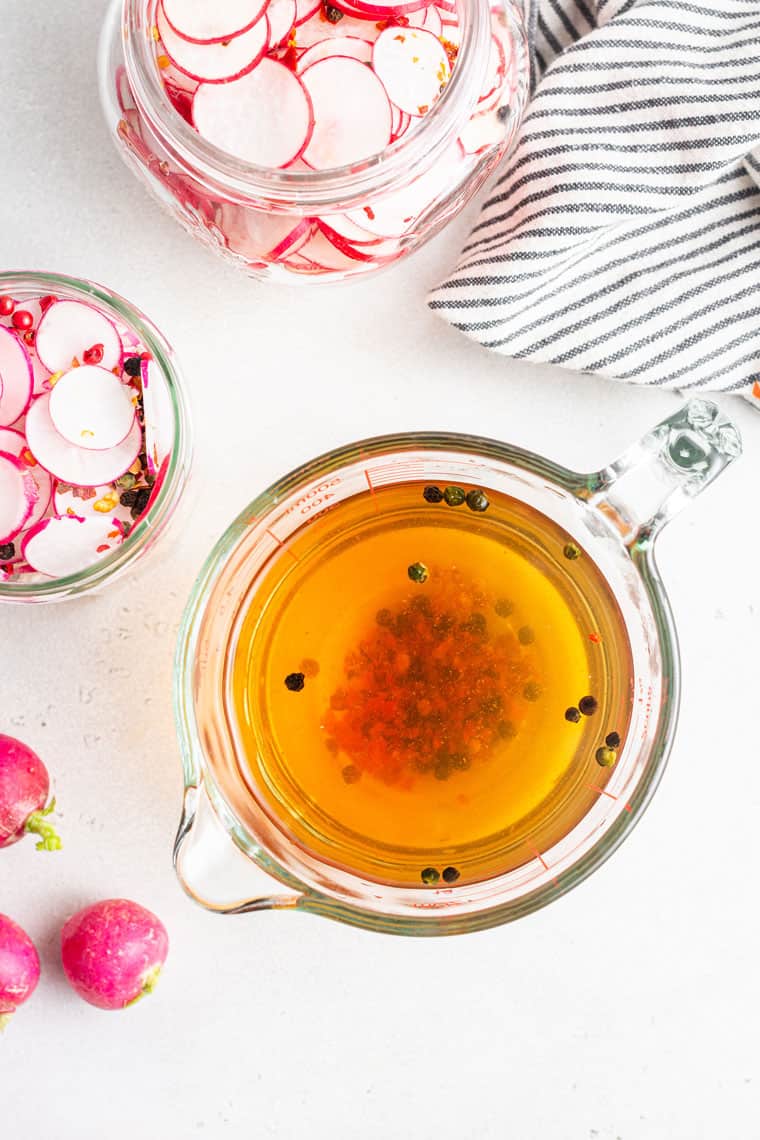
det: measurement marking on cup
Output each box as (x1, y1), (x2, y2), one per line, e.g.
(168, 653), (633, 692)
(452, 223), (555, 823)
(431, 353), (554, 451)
(527, 843), (558, 886)
(587, 783), (632, 812)
(265, 529), (299, 563)
(363, 466), (380, 512)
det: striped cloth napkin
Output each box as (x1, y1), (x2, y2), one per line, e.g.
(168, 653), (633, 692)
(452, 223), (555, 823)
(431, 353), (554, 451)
(429, 0), (760, 406)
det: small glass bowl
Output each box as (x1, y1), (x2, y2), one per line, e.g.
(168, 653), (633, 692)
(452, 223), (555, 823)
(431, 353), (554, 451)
(0, 271), (192, 604)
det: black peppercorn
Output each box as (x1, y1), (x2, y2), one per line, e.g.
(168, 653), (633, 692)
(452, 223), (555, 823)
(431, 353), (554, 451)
(423, 486), (444, 504)
(442, 866), (460, 884)
(324, 3), (343, 21)
(579, 695), (598, 716)
(565, 707), (581, 724)
(0, 542), (15, 561)
(285, 672), (306, 692)
(605, 731), (621, 749)
(124, 356), (143, 377)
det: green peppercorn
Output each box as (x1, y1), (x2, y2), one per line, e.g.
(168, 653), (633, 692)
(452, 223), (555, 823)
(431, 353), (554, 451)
(342, 764), (361, 784)
(408, 562), (429, 583)
(518, 625), (535, 646)
(423, 486), (444, 504)
(595, 747), (617, 767)
(494, 598), (514, 618)
(565, 707), (582, 724)
(124, 356), (143, 377)
(442, 866), (460, 884)
(605, 731), (621, 749)
(579, 695), (598, 716)
(443, 486), (466, 507)
(285, 672), (306, 692)
(523, 681), (542, 702)
(465, 489), (489, 513)
(421, 867), (440, 885)
(115, 472), (137, 490)
(563, 543), (581, 561)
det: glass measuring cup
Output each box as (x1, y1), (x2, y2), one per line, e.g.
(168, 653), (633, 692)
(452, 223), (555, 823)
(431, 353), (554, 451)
(173, 402), (741, 935)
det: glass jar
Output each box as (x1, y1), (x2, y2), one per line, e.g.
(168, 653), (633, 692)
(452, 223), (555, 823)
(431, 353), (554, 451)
(98, 0), (529, 283)
(173, 403), (741, 934)
(0, 271), (192, 604)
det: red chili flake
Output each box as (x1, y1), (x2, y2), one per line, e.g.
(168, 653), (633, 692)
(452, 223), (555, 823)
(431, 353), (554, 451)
(589, 632), (602, 644)
(96, 544), (110, 553)
(22, 330), (35, 347)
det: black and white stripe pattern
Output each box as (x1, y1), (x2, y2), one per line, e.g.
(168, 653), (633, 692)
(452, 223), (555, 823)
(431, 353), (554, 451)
(430, 0), (760, 398)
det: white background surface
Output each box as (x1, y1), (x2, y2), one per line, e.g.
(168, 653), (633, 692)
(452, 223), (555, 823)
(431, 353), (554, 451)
(3, 2), (760, 1136)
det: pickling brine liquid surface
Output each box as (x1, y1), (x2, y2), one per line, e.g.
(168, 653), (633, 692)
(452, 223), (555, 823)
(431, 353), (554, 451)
(229, 482), (633, 887)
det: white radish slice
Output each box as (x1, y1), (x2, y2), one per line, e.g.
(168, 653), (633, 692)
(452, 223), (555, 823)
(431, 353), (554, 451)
(373, 26), (451, 117)
(268, 0), (297, 45)
(163, 0), (266, 44)
(0, 430), (54, 532)
(294, 0), (321, 23)
(297, 35), (372, 70)
(36, 301), (123, 374)
(301, 57), (392, 169)
(21, 515), (123, 579)
(140, 359), (176, 475)
(48, 365), (136, 451)
(25, 394), (142, 487)
(157, 4), (269, 82)
(192, 59), (313, 167)
(317, 212), (382, 244)
(0, 451), (37, 543)
(55, 482), (133, 527)
(220, 203), (313, 261)
(0, 327), (33, 427)
(439, 17), (460, 47)
(0, 298), (51, 395)
(337, 0), (429, 13)
(294, 11), (383, 49)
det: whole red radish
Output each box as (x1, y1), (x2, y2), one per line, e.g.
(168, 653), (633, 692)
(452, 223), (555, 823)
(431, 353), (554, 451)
(0, 914), (40, 1030)
(0, 733), (61, 850)
(61, 899), (169, 1011)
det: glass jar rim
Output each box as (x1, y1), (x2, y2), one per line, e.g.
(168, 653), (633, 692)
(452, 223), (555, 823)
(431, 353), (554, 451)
(0, 270), (192, 602)
(121, 0), (498, 209)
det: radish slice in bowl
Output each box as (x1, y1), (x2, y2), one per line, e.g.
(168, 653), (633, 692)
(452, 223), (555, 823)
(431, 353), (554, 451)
(22, 515), (123, 579)
(156, 4), (270, 83)
(296, 35), (373, 71)
(301, 56), (392, 169)
(36, 301), (123, 374)
(0, 451), (38, 544)
(163, 0), (267, 44)
(48, 365), (136, 451)
(25, 393), (142, 487)
(0, 328), (33, 427)
(192, 59), (314, 167)
(372, 26), (451, 117)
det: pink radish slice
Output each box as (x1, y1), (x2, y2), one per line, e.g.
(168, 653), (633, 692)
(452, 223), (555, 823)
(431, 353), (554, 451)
(54, 482), (133, 528)
(301, 56), (392, 169)
(36, 301), (123, 374)
(0, 299), (51, 396)
(220, 203), (313, 260)
(296, 35), (373, 70)
(268, 0), (297, 45)
(0, 428), (52, 532)
(317, 212), (383, 244)
(294, 11), (383, 48)
(21, 515), (123, 579)
(0, 328), (33, 428)
(140, 359), (175, 475)
(25, 394), (142, 487)
(372, 26), (451, 117)
(163, 0), (267, 44)
(391, 104), (411, 139)
(157, 5), (269, 82)
(294, 0), (321, 23)
(48, 365), (136, 452)
(192, 59), (313, 167)
(0, 451), (37, 544)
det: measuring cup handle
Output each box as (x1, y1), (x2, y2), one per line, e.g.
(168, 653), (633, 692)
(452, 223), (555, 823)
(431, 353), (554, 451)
(583, 400), (742, 549)
(173, 784), (304, 915)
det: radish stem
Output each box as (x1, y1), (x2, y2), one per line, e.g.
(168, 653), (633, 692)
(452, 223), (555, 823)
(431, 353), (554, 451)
(24, 797), (62, 852)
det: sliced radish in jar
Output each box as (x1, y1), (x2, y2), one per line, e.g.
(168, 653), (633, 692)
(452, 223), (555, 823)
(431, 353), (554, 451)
(21, 516), (123, 579)
(267, 0), (297, 45)
(140, 359), (176, 474)
(48, 366), (136, 452)
(294, 0), (321, 23)
(301, 56), (392, 169)
(0, 328), (33, 428)
(335, 0), (429, 13)
(25, 394), (142, 487)
(0, 428), (53, 530)
(0, 451), (37, 543)
(192, 59), (313, 167)
(294, 10), (383, 49)
(297, 35), (373, 70)
(162, 0), (267, 44)
(372, 26), (451, 117)
(35, 301), (123, 374)
(157, 4), (270, 83)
